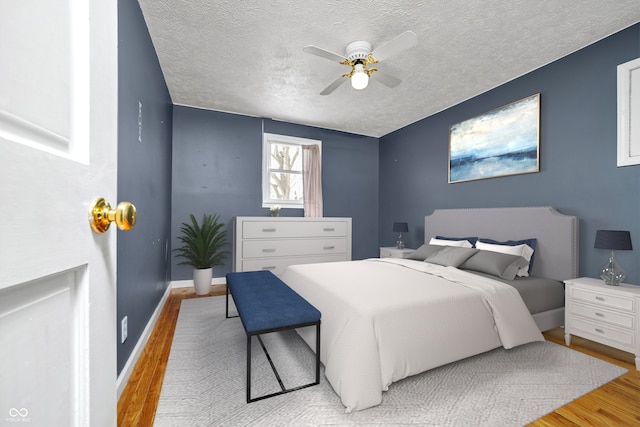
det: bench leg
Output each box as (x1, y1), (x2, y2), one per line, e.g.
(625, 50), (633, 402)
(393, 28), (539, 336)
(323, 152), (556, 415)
(246, 334), (252, 403)
(246, 322), (321, 403)
(258, 335), (286, 392)
(315, 322), (321, 385)
(226, 285), (238, 319)
(246, 333), (296, 402)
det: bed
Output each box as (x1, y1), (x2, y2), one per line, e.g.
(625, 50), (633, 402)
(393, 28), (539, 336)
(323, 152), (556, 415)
(279, 206), (579, 413)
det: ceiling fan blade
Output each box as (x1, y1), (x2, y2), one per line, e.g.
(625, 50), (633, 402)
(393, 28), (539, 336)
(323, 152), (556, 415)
(320, 76), (347, 95)
(303, 45), (347, 63)
(372, 70), (402, 88)
(371, 30), (417, 62)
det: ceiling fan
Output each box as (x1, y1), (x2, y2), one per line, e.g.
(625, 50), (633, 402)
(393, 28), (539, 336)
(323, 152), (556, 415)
(303, 31), (417, 95)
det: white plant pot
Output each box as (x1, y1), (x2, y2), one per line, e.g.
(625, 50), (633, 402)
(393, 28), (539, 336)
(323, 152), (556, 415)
(193, 267), (213, 295)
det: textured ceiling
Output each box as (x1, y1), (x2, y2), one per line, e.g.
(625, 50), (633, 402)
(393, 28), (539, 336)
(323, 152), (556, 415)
(137, 1), (640, 137)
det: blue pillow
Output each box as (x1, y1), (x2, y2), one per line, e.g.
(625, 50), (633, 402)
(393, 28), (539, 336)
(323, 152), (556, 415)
(436, 235), (478, 247)
(477, 238), (537, 273)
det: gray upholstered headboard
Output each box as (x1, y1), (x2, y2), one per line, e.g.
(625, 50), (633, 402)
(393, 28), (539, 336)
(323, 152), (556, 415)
(424, 207), (578, 282)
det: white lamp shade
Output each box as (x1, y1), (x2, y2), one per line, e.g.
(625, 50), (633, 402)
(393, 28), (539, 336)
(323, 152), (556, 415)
(351, 64), (369, 90)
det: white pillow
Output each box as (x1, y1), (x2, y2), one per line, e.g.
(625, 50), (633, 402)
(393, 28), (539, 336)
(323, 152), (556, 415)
(475, 241), (534, 277)
(429, 237), (473, 248)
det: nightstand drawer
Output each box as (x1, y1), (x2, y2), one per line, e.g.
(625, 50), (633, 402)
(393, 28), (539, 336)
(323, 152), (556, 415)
(379, 247), (415, 259)
(571, 302), (635, 329)
(571, 287), (634, 313)
(570, 317), (635, 348)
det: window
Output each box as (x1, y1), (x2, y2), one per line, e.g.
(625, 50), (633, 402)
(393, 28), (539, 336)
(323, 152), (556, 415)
(262, 133), (321, 208)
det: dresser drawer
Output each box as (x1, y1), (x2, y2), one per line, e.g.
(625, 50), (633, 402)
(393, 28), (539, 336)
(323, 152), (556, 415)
(233, 217), (352, 275)
(570, 317), (635, 349)
(242, 238), (347, 259)
(241, 254), (346, 276)
(570, 302), (635, 329)
(570, 287), (635, 313)
(242, 221), (348, 239)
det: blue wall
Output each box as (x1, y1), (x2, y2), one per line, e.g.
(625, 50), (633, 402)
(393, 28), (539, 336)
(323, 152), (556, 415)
(116, 13), (640, 377)
(379, 24), (640, 284)
(170, 108), (379, 281)
(117, 0), (173, 375)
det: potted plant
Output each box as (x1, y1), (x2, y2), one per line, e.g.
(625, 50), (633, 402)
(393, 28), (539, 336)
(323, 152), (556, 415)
(174, 213), (230, 295)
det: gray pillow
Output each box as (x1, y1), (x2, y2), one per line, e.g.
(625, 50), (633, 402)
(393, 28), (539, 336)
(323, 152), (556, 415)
(424, 246), (479, 267)
(407, 244), (444, 261)
(459, 250), (530, 280)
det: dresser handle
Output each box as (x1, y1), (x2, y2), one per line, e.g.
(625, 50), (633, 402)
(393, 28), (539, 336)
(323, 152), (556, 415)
(262, 266), (276, 270)
(323, 246), (335, 250)
(262, 228), (277, 232)
(595, 296), (605, 301)
(595, 328), (604, 334)
(262, 248), (276, 253)
(323, 228), (335, 232)
(595, 312), (604, 317)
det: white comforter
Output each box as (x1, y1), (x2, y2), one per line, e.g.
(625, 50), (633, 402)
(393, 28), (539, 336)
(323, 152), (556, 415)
(280, 258), (543, 413)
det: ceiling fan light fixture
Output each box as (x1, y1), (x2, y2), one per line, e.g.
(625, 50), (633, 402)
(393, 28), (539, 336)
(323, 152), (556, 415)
(305, 31), (416, 95)
(351, 63), (369, 90)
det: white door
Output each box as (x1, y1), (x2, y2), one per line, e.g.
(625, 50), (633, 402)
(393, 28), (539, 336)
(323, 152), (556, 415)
(0, 1), (118, 426)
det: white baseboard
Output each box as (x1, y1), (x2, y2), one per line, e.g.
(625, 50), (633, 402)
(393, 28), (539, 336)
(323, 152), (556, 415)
(116, 283), (172, 399)
(171, 277), (226, 288)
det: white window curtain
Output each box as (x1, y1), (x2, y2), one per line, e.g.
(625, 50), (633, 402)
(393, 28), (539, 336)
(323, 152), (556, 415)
(302, 144), (323, 217)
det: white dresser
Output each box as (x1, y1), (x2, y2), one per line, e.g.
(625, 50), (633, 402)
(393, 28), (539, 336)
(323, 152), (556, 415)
(233, 216), (352, 276)
(564, 277), (640, 369)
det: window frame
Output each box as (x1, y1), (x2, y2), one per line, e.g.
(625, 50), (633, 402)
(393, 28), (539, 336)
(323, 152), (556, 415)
(262, 133), (321, 209)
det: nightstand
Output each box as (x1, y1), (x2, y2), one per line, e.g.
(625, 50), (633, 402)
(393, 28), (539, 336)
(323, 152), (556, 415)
(379, 247), (415, 259)
(564, 277), (640, 369)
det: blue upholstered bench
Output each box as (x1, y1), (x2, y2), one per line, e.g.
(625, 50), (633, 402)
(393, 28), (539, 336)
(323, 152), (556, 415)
(225, 270), (321, 403)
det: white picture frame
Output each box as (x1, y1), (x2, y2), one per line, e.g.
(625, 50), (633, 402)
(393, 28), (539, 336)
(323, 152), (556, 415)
(617, 57), (640, 167)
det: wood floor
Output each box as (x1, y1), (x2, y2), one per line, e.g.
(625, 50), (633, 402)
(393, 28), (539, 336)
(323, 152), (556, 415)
(117, 285), (227, 427)
(117, 286), (640, 426)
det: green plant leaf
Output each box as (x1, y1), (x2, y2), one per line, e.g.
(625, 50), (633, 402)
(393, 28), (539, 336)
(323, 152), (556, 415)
(173, 213), (230, 269)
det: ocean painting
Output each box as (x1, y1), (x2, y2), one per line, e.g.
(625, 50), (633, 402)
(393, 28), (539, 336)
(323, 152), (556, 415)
(449, 94), (540, 183)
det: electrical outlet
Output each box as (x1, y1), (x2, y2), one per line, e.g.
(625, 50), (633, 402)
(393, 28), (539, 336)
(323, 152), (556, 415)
(121, 316), (128, 343)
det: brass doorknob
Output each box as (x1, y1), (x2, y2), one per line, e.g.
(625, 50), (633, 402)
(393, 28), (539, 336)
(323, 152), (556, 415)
(89, 198), (137, 233)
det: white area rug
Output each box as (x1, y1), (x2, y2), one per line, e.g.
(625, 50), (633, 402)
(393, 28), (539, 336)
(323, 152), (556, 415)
(154, 296), (626, 427)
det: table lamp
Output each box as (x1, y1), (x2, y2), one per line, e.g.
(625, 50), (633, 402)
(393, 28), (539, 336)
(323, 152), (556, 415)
(393, 222), (408, 249)
(594, 230), (632, 286)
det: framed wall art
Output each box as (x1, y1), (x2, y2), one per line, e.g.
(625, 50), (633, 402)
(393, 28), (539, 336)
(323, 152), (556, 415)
(617, 57), (640, 167)
(449, 93), (540, 183)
